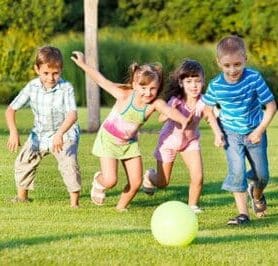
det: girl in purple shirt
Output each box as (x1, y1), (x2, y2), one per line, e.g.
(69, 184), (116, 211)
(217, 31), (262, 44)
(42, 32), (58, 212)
(143, 59), (224, 213)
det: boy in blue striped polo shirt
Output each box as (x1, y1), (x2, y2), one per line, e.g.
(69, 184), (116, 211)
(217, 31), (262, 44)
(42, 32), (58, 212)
(5, 46), (81, 208)
(202, 35), (276, 225)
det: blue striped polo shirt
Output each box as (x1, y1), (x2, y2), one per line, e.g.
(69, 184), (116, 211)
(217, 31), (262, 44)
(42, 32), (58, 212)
(10, 77), (80, 150)
(202, 68), (274, 134)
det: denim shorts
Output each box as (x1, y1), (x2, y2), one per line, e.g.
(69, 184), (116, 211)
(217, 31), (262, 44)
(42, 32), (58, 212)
(222, 130), (269, 192)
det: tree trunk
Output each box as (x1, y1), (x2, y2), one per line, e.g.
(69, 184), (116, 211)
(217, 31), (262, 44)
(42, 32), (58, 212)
(84, 0), (100, 132)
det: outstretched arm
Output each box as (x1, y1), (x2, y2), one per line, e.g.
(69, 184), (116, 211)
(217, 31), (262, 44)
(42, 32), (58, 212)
(203, 105), (225, 148)
(5, 106), (20, 152)
(71, 51), (126, 99)
(248, 100), (277, 144)
(152, 99), (193, 130)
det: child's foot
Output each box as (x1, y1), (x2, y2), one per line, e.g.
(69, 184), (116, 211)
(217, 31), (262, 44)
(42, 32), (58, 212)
(11, 196), (31, 203)
(142, 168), (156, 195)
(247, 183), (267, 217)
(227, 214), (250, 225)
(115, 207), (128, 213)
(190, 205), (203, 214)
(91, 172), (106, 205)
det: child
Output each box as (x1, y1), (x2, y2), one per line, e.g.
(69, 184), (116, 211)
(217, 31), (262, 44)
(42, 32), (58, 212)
(5, 46), (81, 208)
(71, 51), (191, 211)
(202, 35), (277, 225)
(142, 59), (225, 213)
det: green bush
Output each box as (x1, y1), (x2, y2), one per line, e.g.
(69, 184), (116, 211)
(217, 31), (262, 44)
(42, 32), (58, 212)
(0, 0), (65, 105)
(2, 30), (276, 106)
(0, 28), (40, 104)
(53, 32), (218, 106)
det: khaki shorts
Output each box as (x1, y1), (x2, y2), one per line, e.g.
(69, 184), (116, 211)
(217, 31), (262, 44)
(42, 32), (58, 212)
(15, 140), (81, 192)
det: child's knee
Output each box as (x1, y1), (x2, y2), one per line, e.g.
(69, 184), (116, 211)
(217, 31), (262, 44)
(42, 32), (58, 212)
(102, 176), (118, 189)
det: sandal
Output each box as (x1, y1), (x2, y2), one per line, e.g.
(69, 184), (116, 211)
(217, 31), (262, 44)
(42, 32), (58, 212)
(90, 172), (106, 205)
(247, 183), (267, 217)
(227, 214), (250, 225)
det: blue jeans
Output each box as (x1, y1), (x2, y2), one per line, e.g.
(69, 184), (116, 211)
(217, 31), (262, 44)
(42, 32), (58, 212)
(222, 130), (269, 192)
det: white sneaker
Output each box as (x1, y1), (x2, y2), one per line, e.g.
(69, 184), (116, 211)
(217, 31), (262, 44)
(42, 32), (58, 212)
(190, 205), (203, 214)
(142, 168), (156, 195)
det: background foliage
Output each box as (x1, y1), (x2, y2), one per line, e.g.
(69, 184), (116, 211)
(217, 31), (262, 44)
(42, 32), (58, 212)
(0, 0), (277, 105)
(0, 0), (64, 103)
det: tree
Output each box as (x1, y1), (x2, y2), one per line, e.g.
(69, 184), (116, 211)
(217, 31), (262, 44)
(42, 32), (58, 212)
(84, 0), (100, 132)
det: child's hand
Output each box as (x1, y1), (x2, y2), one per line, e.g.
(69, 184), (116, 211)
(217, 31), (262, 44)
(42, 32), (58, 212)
(214, 133), (225, 148)
(181, 111), (194, 131)
(195, 100), (205, 117)
(71, 51), (86, 67)
(7, 131), (20, 152)
(247, 130), (262, 144)
(52, 132), (64, 153)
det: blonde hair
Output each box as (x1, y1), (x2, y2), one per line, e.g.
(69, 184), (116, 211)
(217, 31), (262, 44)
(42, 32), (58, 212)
(35, 45), (63, 69)
(217, 35), (246, 58)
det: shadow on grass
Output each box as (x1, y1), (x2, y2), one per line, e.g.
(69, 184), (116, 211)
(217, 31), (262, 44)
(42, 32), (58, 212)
(129, 182), (232, 209)
(0, 228), (149, 251)
(195, 231), (278, 245)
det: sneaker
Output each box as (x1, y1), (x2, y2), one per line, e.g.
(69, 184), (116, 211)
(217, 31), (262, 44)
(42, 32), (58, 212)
(190, 205), (203, 214)
(247, 183), (267, 217)
(227, 214), (250, 225)
(142, 168), (156, 195)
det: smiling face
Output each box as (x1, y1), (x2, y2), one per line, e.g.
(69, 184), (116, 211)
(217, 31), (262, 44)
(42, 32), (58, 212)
(35, 63), (62, 89)
(180, 75), (204, 100)
(133, 77), (160, 104)
(217, 51), (246, 84)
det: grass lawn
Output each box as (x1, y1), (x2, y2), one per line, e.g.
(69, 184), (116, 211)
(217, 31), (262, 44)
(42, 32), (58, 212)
(0, 105), (277, 265)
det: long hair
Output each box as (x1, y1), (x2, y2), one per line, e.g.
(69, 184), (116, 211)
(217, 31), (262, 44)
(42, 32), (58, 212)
(165, 59), (204, 102)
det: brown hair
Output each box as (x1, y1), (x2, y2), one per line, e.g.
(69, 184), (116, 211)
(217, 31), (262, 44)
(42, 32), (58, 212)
(126, 62), (164, 96)
(216, 35), (246, 58)
(165, 59), (205, 101)
(35, 45), (63, 69)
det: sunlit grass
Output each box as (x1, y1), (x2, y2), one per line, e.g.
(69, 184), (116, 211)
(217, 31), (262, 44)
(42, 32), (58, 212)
(0, 105), (277, 265)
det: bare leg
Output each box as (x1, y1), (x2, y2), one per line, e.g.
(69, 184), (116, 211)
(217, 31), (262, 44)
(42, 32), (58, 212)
(252, 187), (264, 201)
(233, 192), (249, 216)
(98, 157), (118, 188)
(17, 187), (29, 200)
(180, 150), (203, 206)
(116, 156), (142, 210)
(155, 160), (174, 188)
(91, 157), (118, 205)
(70, 191), (80, 208)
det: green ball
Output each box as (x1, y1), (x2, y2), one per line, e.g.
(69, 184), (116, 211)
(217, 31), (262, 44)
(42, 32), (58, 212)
(151, 201), (198, 246)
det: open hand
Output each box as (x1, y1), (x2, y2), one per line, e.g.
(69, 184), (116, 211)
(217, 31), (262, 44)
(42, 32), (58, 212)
(7, 132), (20, 152)
(71, 51), (86, 67)
(52, 132), (64, 153)
(181, 111), (194, 131)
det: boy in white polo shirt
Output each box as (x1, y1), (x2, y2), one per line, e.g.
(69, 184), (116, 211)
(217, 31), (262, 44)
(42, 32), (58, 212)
(5, 46), (81, 208)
